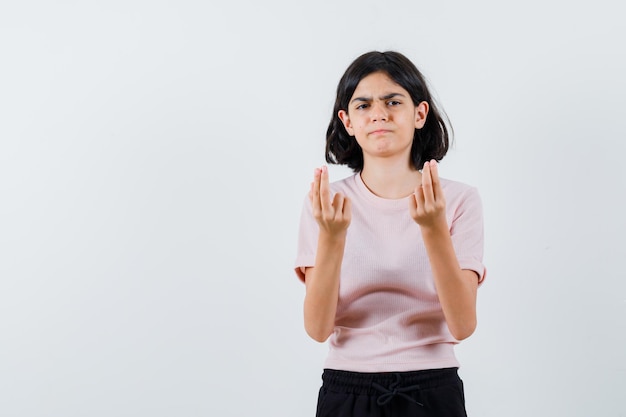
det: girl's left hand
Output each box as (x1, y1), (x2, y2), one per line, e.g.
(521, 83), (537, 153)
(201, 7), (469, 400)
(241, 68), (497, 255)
(409, 160), (447, 229)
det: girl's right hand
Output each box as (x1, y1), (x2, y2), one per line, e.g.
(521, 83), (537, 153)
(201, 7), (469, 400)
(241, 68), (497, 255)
(309, 166), (351, 235)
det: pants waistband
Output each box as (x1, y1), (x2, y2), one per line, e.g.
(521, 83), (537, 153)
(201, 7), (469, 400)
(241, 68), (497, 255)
(321, 367), (460, 396)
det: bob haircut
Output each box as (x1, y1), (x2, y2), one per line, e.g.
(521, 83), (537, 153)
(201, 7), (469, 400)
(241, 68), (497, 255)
(325, 51), (452, 172)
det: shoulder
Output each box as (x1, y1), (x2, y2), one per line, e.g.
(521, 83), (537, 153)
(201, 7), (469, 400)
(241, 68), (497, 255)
(439, 177), (482, 211)
(440, 177), (479, 196)
(329, 173), (360, 195)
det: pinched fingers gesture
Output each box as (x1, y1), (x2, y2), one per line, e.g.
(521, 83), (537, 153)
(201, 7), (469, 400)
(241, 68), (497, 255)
(309, 166), (351, 235)
(409, 160), (447, 229)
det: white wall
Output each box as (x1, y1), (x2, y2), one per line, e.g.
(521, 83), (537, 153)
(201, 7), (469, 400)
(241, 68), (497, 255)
(1, 1), (624, 416)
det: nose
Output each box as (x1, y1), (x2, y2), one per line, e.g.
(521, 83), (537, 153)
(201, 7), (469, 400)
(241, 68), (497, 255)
(370, 101), (388, 122)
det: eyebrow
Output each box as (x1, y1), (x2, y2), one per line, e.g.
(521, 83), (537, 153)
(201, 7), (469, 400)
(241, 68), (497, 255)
(350, 92), (406, 104)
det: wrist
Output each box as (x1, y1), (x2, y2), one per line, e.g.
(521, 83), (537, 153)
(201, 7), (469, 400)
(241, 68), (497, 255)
(318, 230), (347, 245)
(419, 218), (449, 237)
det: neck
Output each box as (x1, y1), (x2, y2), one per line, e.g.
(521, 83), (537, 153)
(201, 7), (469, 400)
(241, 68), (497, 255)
(360, 158), (422, 199)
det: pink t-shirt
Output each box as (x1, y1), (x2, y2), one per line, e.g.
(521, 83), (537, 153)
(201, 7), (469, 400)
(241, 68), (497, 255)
(294, 173), (486, 373)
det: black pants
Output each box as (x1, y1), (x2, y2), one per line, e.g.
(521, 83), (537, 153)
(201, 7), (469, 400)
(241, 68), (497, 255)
(316, 368), (467, 417)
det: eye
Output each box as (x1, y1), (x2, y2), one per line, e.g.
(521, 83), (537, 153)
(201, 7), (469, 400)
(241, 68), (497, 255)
(355, 103), (369, 110)
(387, 100), (401, 106)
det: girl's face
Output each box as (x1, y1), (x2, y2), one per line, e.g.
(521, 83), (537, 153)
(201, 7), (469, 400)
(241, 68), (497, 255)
(338, 71), (428, 165)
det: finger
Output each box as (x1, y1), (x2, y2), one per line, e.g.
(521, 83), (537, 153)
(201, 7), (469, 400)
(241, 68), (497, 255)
(311, 168), (322, 214)
(421, 161), (434, 205)
(409, 184), (424, 215)
(429, 159), (442, 200)
(331, 192), (344, 220)
(342, 196), (352, 224)
(414, 185), (425, 209)
(319, 165), (332, 214)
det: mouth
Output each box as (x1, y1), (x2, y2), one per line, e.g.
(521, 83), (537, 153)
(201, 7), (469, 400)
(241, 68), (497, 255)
(369, 129), (392, 136)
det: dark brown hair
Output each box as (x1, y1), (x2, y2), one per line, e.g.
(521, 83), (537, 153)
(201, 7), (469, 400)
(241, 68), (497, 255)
(325, 51), (452, 172)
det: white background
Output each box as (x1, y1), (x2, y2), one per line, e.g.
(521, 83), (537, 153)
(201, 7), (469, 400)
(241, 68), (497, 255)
(1, 1), (624, 416)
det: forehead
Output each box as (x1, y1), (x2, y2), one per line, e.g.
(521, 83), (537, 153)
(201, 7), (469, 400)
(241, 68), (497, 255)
(352, 71), (406, 95)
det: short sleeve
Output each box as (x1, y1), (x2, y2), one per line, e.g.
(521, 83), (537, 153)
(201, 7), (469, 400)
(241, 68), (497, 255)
(294, 194), (319, 282)
(449, 187), (487, 284)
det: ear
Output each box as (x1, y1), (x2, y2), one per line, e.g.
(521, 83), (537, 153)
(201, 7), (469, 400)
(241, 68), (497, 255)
(338, 109), (355, 136)
(414, 101), (429, 129)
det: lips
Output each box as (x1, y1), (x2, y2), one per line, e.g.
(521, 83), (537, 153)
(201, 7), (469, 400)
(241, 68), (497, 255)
(369, 129), (392, 135)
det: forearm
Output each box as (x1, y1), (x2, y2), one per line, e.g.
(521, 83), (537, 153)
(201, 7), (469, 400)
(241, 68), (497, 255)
(421, 225), (478, 340)
(303, 232), (346, 342)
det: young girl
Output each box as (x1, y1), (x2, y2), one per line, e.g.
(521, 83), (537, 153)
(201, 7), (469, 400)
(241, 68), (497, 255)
(294, 51), (486, 417)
